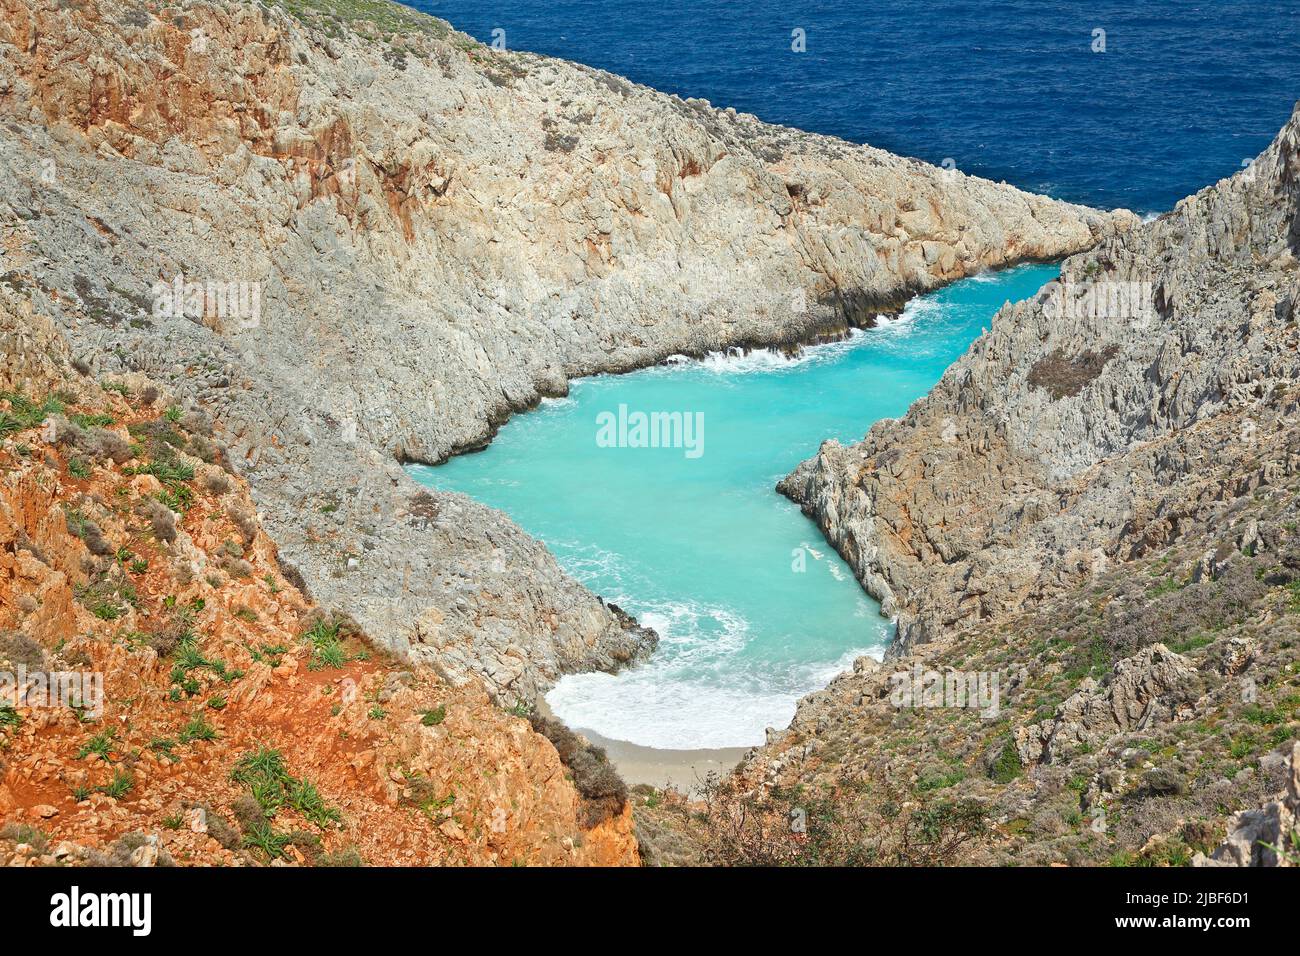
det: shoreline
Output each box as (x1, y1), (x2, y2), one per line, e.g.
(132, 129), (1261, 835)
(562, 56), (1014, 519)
(457, 266), (1063, 793)
(536, 700), (749, 793)
(581, 727), (750, 795)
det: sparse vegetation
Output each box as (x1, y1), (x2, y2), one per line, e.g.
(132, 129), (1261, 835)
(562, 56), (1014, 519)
(666, 772), (988, 866)
(529, 713), (626, 827)
(231, 747), (342, 830)
(0, 390), (65, 436)
(99, 767), (135, 799)
(76, 727), (117, 762)
(179, 714), (218, 744)
(0, 705), (21, 731)
(302, 616), (355, 671)
(0, 823), (49, 853)
(1027, 345), (1119, 400)
(269, 0), (456, 44)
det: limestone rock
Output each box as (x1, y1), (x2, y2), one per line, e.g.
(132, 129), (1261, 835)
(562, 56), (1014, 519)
(0, 0), (1121, 697)
(1014, 644), (1199, 765)
(1195, 743), (1300, 867)
(781, 103), (1300, 661)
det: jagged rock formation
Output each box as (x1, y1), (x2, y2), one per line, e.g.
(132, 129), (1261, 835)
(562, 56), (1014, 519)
(1196, 742), (1299, 867)
(706, 106), (1300, 866)
(0, 0), (1120, 698)
(1014, 644), (1203, 766)
(781, 103), (1300, 658)
(0, 292), (638, 866)
(700, 502), (1300, 865)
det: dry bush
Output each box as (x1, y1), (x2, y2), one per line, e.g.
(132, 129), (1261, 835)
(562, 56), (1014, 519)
(145, 615), (192, 658)
(55, 417), (132, 464)
(83, 832), (175, 867)
(197, 465), (232, 494)
(671, 771), (989, 866)
(195, 805), (241, 851)
(64, 506), (115, 556)
(227, 502), (258, 545)
(221, 555), (254, 579)
(0, 630), (46, 670)
(317, 846), (365, 867)
(1102, 561), (1267, 662)
(138, 498), (177, 544)
(187, 432), (228, 468)
(1027, 345), (1118, 400)
(528, 714), (627, 827)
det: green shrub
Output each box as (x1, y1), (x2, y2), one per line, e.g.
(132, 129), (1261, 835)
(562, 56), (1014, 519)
(989, 739), (1023, 784)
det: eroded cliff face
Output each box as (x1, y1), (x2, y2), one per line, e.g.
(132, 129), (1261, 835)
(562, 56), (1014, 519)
(715, 107), (1300, 866)
(781, 104), (1300, 657)
(0, 0), (1122, 697)
(0, 292), (639, 867)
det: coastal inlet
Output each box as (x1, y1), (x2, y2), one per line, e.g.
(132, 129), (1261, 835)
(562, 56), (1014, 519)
(410, 263), (1061, 750)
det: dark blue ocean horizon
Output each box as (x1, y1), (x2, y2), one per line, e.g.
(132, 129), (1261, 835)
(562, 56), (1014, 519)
(405, 0), (1298, 214)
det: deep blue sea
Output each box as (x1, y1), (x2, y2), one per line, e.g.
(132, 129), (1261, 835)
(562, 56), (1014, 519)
(408, 0), (1299, 215)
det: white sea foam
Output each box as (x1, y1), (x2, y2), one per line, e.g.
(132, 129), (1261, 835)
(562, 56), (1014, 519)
(798, 540), (849, 580)
(879, 295), (942, 330)
(546, 598), (886, 748)
(636, 600), (751, 661)
(546, 640), (881, 749)
(655, 329), (872, 377)
(650, 288), (967, 377)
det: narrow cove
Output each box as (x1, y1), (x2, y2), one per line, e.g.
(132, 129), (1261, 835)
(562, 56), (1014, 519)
(408, 263), (1060, 753)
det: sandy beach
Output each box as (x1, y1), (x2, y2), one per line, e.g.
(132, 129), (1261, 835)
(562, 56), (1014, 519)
(581, 727), (749, 794)
(535, 701), (748, 793)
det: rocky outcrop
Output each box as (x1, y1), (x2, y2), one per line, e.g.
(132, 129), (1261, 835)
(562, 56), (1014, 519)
(0, 0), (1120, 697)
(1196, 743), (1299, 867)
(781, 103), (1300, 658)
(706, 105), (1300, 867)
(0, 294), (638, 866)
(1014, 645), (1201, 766)
(712, 494), (1300, 865)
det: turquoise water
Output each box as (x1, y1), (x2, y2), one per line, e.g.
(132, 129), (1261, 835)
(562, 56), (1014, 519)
(409, 263), (1059, 748)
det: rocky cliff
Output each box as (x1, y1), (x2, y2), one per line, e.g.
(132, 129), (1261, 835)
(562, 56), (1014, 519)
(0, 291), (639, 866)
(706, 106), (1300, 865)
(0, 0), (1121, 700)
(781, 103), (1300, 658)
